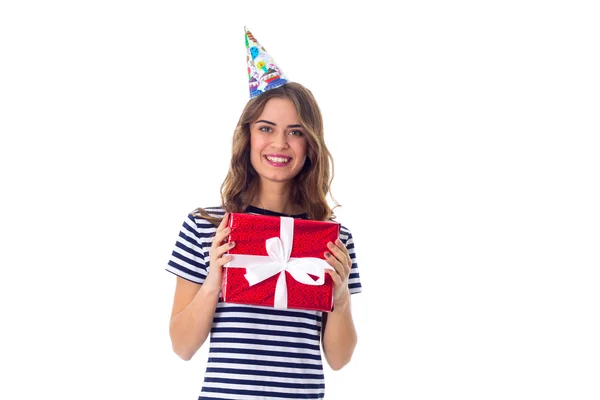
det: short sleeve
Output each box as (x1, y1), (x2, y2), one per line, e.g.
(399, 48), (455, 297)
(339, 225), (362, 294)
(165, 213), (209, 284)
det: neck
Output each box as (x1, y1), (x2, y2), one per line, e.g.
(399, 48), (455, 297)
(251, 180), (300, 215)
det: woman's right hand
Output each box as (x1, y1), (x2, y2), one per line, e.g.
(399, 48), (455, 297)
(202, 212), (236, 293)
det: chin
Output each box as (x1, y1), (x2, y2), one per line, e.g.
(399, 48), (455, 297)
(262, 175), (295, 184)
(258, 171), (299, 183)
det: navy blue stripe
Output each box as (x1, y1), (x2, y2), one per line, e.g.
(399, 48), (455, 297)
(204, 377), (325, 390)
(205, 367), (324, 380)
(174, 238), (204, 259)
(213, 317), (319, 331)
(195, 231), (218, 240)
(181, 219), (202, 239)
(349, 272), (359, 280)
(208, 357), (323, 370)
(211, 327), (320, 341)
(166, 262), (206, 280)
(171, 244), (204, 269)
(210, 337), (320, 351)
(216, 305), (321, 322)
(209, 347), (322, 361)
(201, 387), (322, 399)
(198, 397), (234, 400)
(197, 397), (228, 400)
(349, 282), (362, 290)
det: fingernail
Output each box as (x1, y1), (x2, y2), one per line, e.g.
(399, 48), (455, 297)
(229, 241), (235, 247)
(324, 252), (331, 258)
(327, 242), (334, 248)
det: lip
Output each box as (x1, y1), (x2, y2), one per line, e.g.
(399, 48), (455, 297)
(264, 154), (292, 167)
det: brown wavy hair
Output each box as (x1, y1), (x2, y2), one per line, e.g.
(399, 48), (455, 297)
(193, 82), (339, 225)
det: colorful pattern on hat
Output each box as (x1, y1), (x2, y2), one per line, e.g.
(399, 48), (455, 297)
(245, 27), (289, 99)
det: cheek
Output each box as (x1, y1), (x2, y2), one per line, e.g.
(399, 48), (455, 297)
(249, 135), (266, 167)
(250, 135), (264, 155)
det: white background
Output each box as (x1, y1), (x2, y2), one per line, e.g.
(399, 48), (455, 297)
(1, 1), (599, 399)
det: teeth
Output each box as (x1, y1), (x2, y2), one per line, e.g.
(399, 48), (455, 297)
(266, 156), (290, 163)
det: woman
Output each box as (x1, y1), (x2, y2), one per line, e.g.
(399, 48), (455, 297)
(166, 28), (362, 400)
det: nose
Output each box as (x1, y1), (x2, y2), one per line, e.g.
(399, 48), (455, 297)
(270, 131), (289, 149)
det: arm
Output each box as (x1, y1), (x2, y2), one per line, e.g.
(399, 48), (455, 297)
(321, 289), (357, 370)
(168, 213), (234, 361)
(169, 278), (220, 361)
(321, 238), (358, 370)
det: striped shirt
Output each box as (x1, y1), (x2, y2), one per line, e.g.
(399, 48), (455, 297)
(166, 205), (362, 400)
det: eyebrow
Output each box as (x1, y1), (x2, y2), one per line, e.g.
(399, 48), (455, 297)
(255, 119), (303, 128)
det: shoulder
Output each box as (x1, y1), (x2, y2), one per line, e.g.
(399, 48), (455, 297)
(191, 205), (226, 218)
(188, 206), (225, 230)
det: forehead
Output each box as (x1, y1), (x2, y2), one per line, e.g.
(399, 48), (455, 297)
(256, 98), (300, 123)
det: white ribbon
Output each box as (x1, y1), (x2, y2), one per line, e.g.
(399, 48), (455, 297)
(225, 217), (333, 309)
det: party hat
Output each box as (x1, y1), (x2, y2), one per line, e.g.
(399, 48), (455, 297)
(245, 27), (289, 99)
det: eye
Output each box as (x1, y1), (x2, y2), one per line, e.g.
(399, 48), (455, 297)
(258, 126), (272, 133)
(289, 130), (304, 136)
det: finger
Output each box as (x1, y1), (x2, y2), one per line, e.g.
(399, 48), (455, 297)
(216, 212), (230, 233)
(215, 253), (233, 268)
(211, 240), (235, 259)
(212, 226), (231, 249)
(216, 212), (230, 235)
(324, 250), (345, 279)
(218, 240), (236, 256)
(326, 242), (349, 276)
(326, 268), (342, 287)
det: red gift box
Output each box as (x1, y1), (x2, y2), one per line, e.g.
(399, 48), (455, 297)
(222, 212), (339, 312)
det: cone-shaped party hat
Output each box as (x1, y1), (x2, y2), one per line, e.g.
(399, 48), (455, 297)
(245, 27), (289, 99)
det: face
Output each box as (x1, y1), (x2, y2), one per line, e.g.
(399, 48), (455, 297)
(249, 97), (308, 185)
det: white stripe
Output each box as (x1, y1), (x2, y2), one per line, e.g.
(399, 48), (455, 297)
(198, 236), (216, 246)
(214, 311), (320, 324)
(214, 321), (318, 336)
(210, 331), (320, 346)
(195, 226), (218, 234)
(204, 371), (324, 384)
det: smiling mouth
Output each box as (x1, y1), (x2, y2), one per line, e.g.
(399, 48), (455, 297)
(265, 155), (291, 163)
(264, 155), (292, 167)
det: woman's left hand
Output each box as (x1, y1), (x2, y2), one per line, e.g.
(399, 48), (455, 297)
(324, 238), (352, 308)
